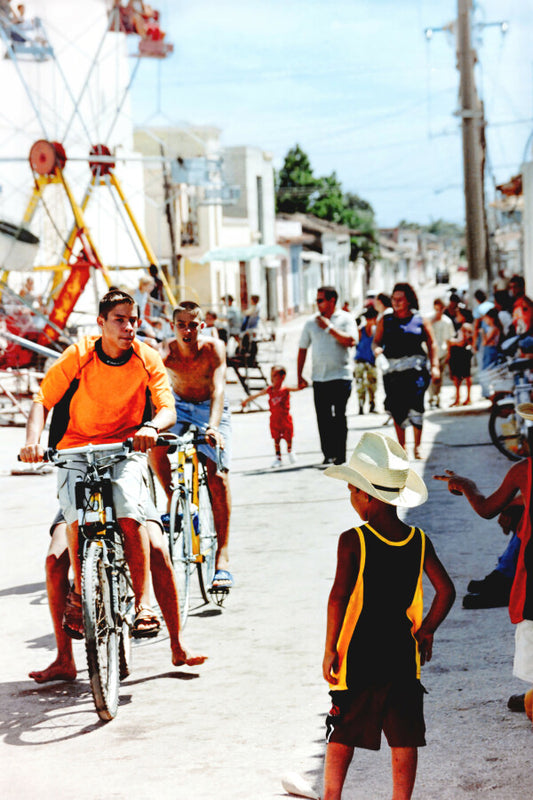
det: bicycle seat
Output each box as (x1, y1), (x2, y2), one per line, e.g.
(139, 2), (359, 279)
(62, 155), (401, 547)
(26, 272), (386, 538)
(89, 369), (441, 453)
(508, 359), (533, 373)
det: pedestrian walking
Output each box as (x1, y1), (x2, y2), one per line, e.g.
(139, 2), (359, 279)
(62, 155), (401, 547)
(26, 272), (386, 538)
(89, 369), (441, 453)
(373, 283), (439, 460)
(241, 364), (300, 468)
(447, 305), (474, 407)
(427, 297), (454, 409)
(354, 306), (377, 414)
(297, 286), (357, 466)
(322, 432), (455, 800)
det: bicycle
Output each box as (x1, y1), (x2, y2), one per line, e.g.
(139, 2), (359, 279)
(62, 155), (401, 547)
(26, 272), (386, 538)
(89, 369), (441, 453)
(154, 428), (221, 627)
(488, 357), (533, 461)
(43, 441), (137, 721)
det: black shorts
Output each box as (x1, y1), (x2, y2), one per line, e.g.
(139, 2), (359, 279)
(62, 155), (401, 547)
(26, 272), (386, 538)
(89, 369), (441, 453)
(325, 679), (427, 751)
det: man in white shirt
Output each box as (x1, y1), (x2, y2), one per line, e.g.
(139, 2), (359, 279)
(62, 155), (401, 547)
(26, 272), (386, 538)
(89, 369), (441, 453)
(297, 286), (357, 465)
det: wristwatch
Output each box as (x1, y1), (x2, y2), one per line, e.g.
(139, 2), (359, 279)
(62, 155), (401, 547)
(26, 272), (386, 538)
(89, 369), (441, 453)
(140, 422), (159, 433)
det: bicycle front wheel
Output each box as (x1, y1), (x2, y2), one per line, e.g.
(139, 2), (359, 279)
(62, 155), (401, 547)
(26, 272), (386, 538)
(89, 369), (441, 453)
(196, 463), (217, 602)
(169, 489), (191, 626)
(488, 400), (529, 461)
(82, 541), (120, 721)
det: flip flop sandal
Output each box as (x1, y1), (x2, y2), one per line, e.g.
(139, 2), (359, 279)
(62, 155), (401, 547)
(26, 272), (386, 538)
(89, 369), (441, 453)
(63, 589), (84, 640)
(210, 569), (234, 590)
(132, 605), (161, 639)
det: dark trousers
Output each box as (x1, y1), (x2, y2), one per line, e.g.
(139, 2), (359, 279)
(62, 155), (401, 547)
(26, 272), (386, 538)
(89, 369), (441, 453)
(313, 380), (352, 463)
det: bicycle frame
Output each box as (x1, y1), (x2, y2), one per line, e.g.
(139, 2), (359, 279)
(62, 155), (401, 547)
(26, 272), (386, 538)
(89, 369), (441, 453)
(157, 428), (219, 621)
(46, 441), (136, 719)
(489, 358), (533, 461)
(51, 443), (134, 612)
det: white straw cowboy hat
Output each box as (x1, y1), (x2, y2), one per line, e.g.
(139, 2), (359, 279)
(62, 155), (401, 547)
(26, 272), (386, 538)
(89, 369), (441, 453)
(517, 403), (533, 421)
(324, 432), (428, 507)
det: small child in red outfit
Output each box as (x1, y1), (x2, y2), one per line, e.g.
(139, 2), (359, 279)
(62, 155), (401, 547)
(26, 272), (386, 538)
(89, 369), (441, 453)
(241, 365), (300, 468)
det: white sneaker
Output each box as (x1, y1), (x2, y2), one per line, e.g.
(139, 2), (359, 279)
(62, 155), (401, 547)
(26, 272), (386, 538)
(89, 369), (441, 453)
(288, 452), (296, 464)
(270, 457), (282, 469)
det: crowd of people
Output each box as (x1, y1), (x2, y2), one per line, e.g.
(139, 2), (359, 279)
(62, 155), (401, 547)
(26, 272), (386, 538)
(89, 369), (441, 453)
(14, 270), (533, 800)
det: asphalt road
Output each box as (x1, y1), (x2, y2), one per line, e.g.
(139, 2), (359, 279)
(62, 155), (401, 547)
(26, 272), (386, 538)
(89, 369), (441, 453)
(1, 326), (531, 800)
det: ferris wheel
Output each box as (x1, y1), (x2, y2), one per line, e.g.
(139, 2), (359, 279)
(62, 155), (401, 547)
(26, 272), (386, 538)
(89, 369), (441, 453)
(0, 0), (175, 374)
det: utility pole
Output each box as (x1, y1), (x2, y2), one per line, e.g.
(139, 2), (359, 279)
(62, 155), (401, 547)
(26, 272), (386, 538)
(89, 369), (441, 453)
(160, 143), (181, 288)
(456, 0), (489, 295)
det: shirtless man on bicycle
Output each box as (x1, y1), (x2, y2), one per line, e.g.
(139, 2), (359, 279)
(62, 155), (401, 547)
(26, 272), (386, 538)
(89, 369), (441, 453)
(150, 301), (233, 589)
(19, 290), (177, 639)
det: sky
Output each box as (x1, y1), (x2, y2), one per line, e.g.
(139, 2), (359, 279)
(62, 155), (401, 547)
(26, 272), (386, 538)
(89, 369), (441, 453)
(129, 0), (533, 230)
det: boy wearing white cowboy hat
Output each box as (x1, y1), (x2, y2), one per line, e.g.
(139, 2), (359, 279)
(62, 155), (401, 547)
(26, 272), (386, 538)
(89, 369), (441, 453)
(322, 432), (455, 800)
(435, 401), (533, 726)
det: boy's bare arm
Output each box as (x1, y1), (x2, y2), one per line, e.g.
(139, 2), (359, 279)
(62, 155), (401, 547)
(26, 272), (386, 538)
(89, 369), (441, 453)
(19, 402), (48, 462)
(241, 386), (269, 406)
(415, 537), (455, 665)
(433, 460), (527, 519)
(323, 530), (358, 684)
(206, 342), (227, 448)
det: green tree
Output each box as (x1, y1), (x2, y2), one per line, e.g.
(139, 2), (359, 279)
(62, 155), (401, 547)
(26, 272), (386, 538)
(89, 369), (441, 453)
(310, 171), (346, 223)
(275, 144), (319, 214)
(276, 145), (379, 265)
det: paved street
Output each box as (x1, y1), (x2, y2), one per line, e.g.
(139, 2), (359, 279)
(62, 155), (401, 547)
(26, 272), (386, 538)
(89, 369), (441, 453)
(1, 323), (531, 799)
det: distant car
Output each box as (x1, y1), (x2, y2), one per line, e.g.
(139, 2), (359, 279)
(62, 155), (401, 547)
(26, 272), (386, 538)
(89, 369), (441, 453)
(436, 269), (450, 284)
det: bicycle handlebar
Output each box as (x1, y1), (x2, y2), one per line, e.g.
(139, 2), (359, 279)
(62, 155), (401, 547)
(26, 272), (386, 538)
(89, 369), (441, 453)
(154, 431), (224, 473)
(18, 431), (224, 472)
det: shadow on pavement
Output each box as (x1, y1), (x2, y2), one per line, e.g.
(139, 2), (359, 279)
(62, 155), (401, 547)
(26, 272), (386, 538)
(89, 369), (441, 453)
(0, 581), (45, 598)
(0, 679), (109, 744)
(122, 670), (201, 685)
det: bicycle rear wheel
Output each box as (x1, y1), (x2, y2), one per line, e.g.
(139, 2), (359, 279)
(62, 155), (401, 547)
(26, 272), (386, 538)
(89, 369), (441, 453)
(168, 489), (191, 626)
(489, 400), (529, 462)
(196, 463), (217, 602)
(82, 541), (119, 721)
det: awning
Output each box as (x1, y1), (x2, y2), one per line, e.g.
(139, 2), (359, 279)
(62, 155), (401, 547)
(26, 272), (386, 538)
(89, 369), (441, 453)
(197, 244), (288, 263)
(301, 251), (330, 263)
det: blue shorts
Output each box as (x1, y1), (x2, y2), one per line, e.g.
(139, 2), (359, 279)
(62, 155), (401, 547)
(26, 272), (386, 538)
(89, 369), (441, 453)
(171, 393), (232, 471)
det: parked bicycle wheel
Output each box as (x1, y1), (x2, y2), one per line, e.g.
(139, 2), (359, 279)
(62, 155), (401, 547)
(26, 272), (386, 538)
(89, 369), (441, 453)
(197, 462), (217, 602)
(489, 399), (530, 462)
(168, 488), (191, 625)
(82, 541), (120, 721)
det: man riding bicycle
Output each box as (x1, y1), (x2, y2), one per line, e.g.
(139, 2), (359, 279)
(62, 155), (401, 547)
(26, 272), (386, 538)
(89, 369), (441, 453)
(150, 301), (233, 589)
(19, 290), (176, 639)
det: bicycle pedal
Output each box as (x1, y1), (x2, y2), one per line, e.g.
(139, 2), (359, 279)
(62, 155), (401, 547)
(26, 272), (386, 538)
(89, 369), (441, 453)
(208, 586), (229, 606)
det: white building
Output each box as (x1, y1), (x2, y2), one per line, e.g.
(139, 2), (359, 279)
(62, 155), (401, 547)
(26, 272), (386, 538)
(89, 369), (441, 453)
(134, 126), (279, 317)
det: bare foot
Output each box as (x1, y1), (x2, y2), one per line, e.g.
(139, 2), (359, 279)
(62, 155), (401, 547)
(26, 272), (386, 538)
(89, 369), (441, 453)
(172, 647), (208, 667)
(449, 401), (460, 408)
(29, 658), (77, 684)
(414, 447), (423, 460)
(462, 400), (471, 406)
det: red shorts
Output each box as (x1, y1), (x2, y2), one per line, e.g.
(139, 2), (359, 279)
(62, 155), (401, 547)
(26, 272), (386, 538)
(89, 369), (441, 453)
(270, 414), (293, 443)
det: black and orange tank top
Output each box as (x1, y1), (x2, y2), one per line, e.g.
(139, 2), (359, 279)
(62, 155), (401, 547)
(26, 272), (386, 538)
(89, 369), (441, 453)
(330, 524), (425, 691)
